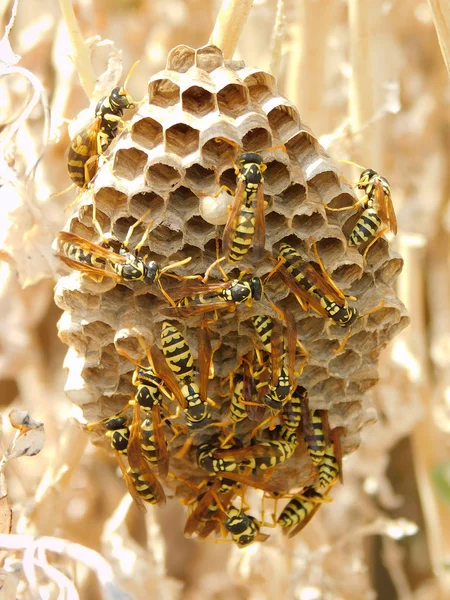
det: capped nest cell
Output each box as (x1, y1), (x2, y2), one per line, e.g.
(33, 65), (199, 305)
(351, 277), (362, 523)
(54, 44), (408, 539)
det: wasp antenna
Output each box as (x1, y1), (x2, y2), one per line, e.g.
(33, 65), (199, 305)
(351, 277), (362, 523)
(338, 158), (366, 171)
(123, 60), (141, 89)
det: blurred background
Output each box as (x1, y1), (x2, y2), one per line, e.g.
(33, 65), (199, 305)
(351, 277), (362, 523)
(0, 0), (449, 598)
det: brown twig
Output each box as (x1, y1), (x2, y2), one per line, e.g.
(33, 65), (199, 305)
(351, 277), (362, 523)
(209, 0), (254, 59)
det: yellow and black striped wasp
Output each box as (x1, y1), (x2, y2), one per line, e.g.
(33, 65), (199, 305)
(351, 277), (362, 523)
(272, 242), (358, 328)
(327, 166), (397, 260)
(221, 150), (268, 264)
(162, 274), (264, 319)
(56, 228), (193, 306)
(224, 505), (270, 547)
(210, 425), (298, 474)
(156, 321), (214, 429)
(277, 487), (328, 537)
(67, 62), (139, 189)
(252, 311), (306, 411)
(300, 396), (344, 488)
(87, 410), (166, 510)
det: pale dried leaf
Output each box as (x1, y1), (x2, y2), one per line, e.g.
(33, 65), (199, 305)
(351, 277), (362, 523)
(6, 427), (45, 459)
(9, 408), (44, 432)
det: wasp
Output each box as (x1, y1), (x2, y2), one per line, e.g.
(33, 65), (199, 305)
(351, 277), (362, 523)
(221, 151), (267, 263)
(252, 312), (304, 411)
(317, 429), (343, 491)
(87, 408), (166, 510)
(327, 167), (397, 260)
(87, 413), (131, 454)
(224, 505), (270, 546)
(67, 63), (139, 189)
(184, 477), (238, 540)
(281, 386), (305, 432)
(273, 243), (358, 328)
(211, 425), (298, 473)
(149, 323), (214, 430)
(56, 231), (193, 306)
(163, 274), (264, 320)
(277, 487), (327, 537)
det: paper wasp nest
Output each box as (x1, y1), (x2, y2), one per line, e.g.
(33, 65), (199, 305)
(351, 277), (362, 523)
(55, 45), (408, 497)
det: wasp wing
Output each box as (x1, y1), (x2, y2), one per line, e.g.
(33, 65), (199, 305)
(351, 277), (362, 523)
(222, 180), (247, 260)
(252, 183), (266, 260)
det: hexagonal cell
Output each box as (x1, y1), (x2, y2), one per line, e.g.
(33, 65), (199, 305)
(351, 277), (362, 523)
(328, 350), (362, 378)
(365, 305), (400, 330)
(364, 237), (391, 267)
(165, 123), (200, 157)
(243, 70), (276, 103)
(264, 160), (290, 195)
(148, 78), (180, 108)
(93, 187), (128, 218)
(276, 183), (307, 215)
(131, 117), (163, 151)
(168, 186), (199, 220)
(346, 330), (381, 354)
(291, 211), (326, 238)
(195, 45), (223, 72)
(295, 314), (326, 340)
(313, 236), (346, 266)
(77, 204), (110, 236)
(375, 256), (404, 285)
(265, 211), (288, 241)
(135, 291), (168, 316)
(310, 377), (345, 403)
(184, 163), (216, 192)
(166, 45), (195, 72)
(217, 84), (249, 117)
(182, 85), (216, 117)
(184, 215), (216, 248)
(148, 223), (184, 255)
(242, 127), (272, 152)
(305, 338), (339, 361)
(331, 262), (364, 289)
(267, 105), (300, 141)
(128, 192), (164, 221)
(113, 148), (147, 181)
(170, 243), (203, 274)
(201, 135), (240, 168)
(300, 364), (328, 388)
(145, 161), (182, 193)
(112, 216), (141, 243)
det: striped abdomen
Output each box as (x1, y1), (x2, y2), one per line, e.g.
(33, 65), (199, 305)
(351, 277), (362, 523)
(128, 468), (159, 504)
(318, 442), (339, 490)
(230, 376), (247, 423)
(304, 410), (326, 465)
(348, 207), (382, 247)
(161, 322), (194, 382)
(277, 488), (323, 529)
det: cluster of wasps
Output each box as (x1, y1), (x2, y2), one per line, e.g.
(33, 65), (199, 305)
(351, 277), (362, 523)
(57, 68), (397, 547)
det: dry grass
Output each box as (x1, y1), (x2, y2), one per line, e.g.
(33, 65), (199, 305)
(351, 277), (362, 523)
(0, 0), (449, 598)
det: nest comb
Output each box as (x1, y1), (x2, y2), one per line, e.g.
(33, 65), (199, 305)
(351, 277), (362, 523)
(54, 44), (408, 495)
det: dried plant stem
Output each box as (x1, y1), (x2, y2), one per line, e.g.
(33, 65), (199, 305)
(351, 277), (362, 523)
(3, 0), (20, 37)
(348, 0), (382, 166)
(269, 0), (285, 78)
(399, 239), (450, 598)
(209, 0), (254, 59)
(428, 0), (450, 79)
(57, 0), (95, 98)
(27, 419), (87, 535)
(286, 0), (334, 133)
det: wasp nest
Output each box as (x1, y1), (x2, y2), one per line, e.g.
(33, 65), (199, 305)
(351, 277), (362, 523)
(54, 44), (408, 524)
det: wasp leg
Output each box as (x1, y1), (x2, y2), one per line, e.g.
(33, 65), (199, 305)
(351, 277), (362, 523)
(362, 226), (389, 262)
